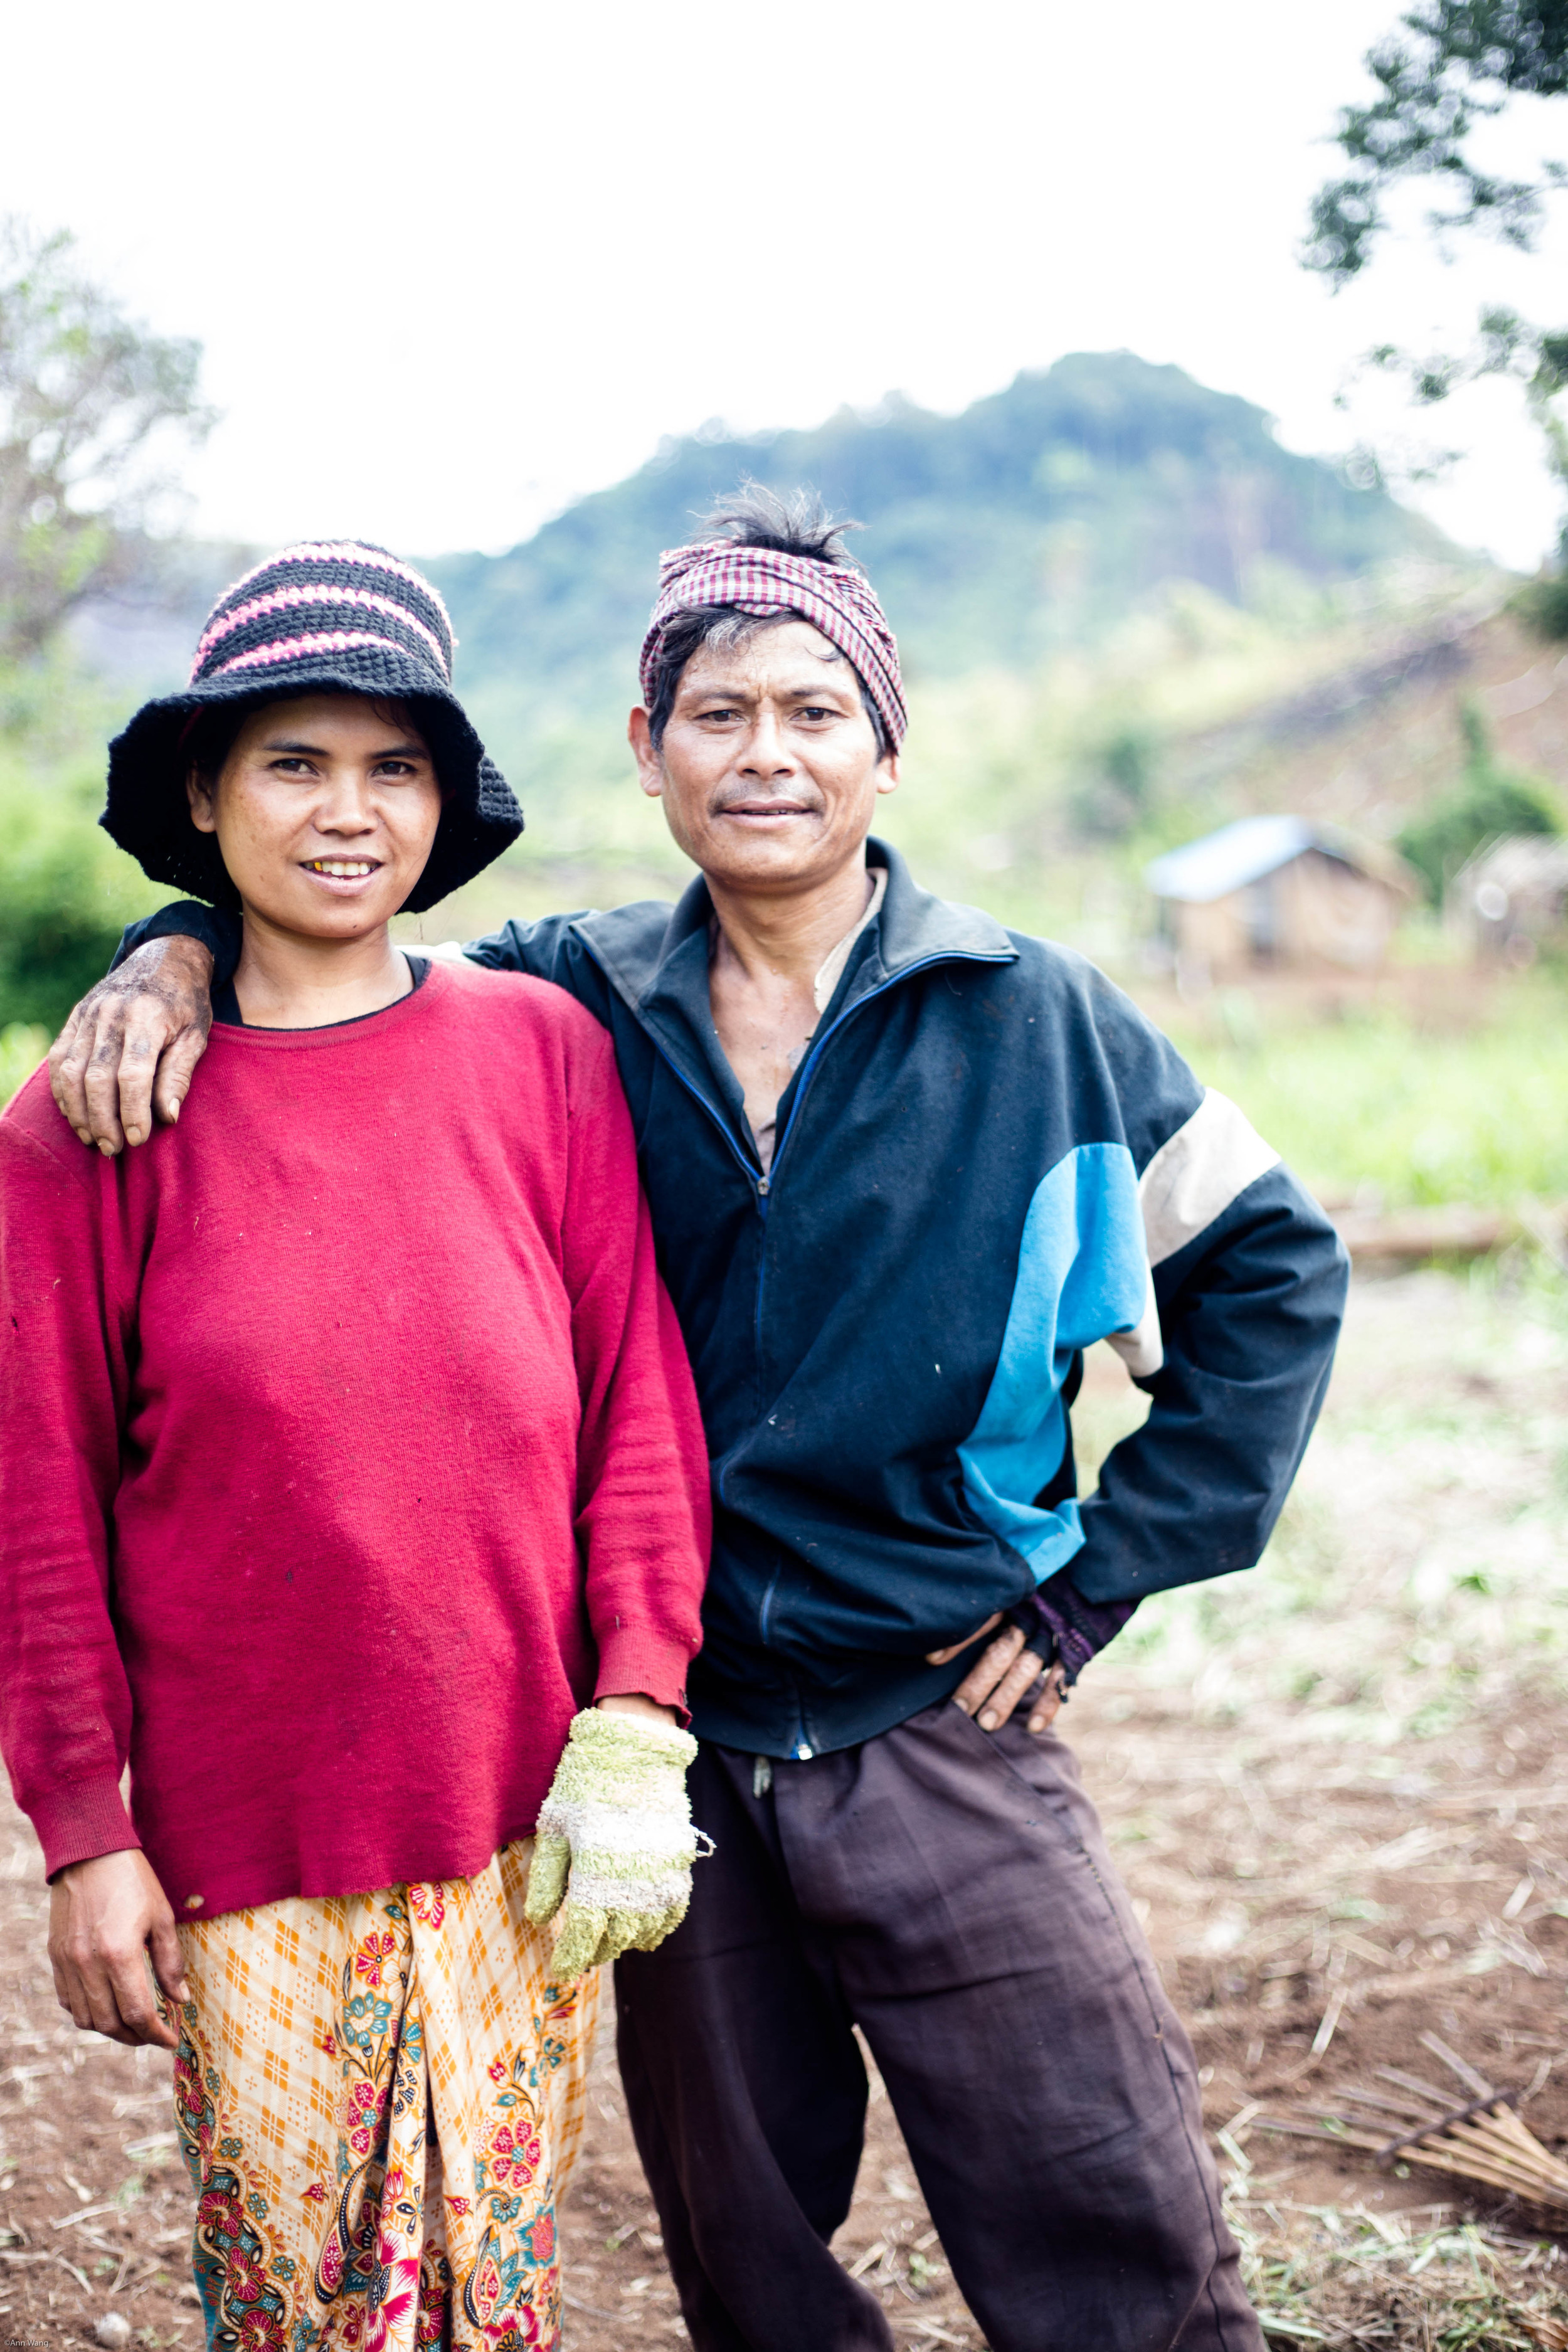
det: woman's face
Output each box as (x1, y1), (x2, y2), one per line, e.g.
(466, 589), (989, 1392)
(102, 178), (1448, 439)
(186, 695), (442, 938)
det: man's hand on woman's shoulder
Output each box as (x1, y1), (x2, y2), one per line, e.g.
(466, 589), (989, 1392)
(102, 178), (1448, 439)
(49, 936), (216, 1156)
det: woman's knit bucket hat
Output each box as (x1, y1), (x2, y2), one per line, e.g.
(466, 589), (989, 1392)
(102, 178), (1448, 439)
(102, 541), (522, 913)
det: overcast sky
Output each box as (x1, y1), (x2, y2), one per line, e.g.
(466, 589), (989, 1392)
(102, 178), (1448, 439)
(6, 0), (1565, 568)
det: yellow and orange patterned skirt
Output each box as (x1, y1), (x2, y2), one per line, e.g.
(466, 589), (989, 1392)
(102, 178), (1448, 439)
(171, 1842), (598, 2352)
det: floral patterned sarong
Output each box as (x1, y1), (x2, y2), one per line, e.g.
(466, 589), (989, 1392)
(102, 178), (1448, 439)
(172, 1842), (598, 2352)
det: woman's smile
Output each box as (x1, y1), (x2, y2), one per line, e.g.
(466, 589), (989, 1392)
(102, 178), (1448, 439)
(300, 856), (383, 887)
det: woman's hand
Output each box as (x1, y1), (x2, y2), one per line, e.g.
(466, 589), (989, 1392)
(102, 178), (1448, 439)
(526, 1708), (701, 1976)
(48, 1850), (190, 2049)
(596, 1692), (681, 1729)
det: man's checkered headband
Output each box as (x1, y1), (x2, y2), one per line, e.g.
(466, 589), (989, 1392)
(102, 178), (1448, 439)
(639, 542), (907, 751)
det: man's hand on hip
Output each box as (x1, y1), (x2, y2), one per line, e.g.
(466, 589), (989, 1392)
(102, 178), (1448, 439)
(926, 1613), (1066, 1737)
(50, 936), (215, 1155)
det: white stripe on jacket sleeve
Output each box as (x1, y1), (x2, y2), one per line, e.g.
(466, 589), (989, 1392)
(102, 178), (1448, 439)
(1107, 1268), (1163, 1377)
(1102, 1093), (1279, 1382)
(1140, 1089), (1281, 1270)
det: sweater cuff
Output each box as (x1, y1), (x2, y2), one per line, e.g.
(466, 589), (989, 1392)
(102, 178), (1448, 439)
(593, 1628), (696, 1727)
(29, 1776), (141, 1882)
(1007, 1569), (1140, 1686)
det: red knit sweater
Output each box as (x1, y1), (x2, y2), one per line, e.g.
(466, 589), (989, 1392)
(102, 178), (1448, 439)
(0, 963), (709, 1917)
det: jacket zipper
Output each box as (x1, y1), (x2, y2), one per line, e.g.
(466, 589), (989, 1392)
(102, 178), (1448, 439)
(569, 938), (768, 1608)
(755, 950), (1000, 1308)
(744, 951), (1007, 1711)
(571, 935), (763, 1179)
(575, 933), (1008, 1700)
(747, 956), (974, 1373)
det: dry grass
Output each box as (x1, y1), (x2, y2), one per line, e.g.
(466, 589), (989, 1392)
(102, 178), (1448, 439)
(1226, 2191), (1568, 2348)
(1049, 1263), (1568, 2350)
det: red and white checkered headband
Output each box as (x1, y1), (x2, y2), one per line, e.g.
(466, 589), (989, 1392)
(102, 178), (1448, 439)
(639, 543), (907, 750)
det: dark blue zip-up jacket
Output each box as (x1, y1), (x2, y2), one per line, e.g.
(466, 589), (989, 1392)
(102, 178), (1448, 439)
(120, 843), (1348, 1759)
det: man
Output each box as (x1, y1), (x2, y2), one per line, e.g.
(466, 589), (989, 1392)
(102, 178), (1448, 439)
(52, 492), (1347, 2352)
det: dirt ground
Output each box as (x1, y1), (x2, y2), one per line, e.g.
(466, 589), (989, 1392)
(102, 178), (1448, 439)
(4, 1266), (1567, 2349)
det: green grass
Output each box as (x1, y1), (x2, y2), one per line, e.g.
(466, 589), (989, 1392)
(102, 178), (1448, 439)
(1, 580), (1562, 1226)
(1162, 978), (1568, 1210)
(0, 655), (162, 1037)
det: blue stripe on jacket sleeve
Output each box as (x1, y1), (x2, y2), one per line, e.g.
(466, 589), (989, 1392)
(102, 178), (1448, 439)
(958, 1143), (1149, 1579)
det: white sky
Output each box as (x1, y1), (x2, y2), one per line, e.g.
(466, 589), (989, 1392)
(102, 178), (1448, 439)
(6, 0), (1566, 568)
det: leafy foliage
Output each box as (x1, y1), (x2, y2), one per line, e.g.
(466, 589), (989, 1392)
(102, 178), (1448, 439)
(1308, 9), (1568, 571)
(1306, 2), (1568, 285)
(1397, 699), (1562, 900)
(1515, 564), (1568, 630)
(0, 825), (139, 1030)
(1069, 727), (1157, 840)
(0, 218), (211, 662)
(0, 1022), (47, 1109)
(0, 659), (159, 1032)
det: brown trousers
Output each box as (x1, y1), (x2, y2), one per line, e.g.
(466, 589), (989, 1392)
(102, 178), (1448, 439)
(615, 1701), (1261, 2352)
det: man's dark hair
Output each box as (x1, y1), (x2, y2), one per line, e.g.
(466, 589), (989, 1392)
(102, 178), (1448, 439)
(644, 484), (889, 756)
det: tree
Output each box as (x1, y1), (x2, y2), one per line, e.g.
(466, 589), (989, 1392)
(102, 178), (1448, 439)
(1070, 727), (1157, 840)
(1397, 699), (1562, 901)
(1306, 6), (1568, 600)
(1306, 4), (1568, 284)
(0, 219), (212, 663)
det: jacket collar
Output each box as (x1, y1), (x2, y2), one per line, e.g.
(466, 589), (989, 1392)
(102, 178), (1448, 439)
(570, 840), (1017, 1160)
(575, 838), (1015, 1024)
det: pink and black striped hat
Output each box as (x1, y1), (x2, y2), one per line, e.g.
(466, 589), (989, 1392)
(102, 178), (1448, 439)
(102, 541), (522, 912)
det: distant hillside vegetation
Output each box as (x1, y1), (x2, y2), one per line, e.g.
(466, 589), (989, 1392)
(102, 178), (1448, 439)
(32, 351), (1484, 984)
(425, 352), (1449, 746)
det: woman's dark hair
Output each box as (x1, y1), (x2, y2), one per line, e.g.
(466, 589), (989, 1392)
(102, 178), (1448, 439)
(179, 702), (252, 791)
(644, 484), (889, 757)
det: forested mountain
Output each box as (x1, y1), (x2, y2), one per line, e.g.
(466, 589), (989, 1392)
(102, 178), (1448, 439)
(425, 351), (1451, 741)
(15, 349), (1480, 1024)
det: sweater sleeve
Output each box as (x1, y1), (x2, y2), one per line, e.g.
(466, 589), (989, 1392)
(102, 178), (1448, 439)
(0, 1084), (141, 1875)
(558, 1022), (711, 1712)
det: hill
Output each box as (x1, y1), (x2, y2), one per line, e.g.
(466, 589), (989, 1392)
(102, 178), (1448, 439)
(4, 351), (1501, 1042)
(424, 351), (1452, 758)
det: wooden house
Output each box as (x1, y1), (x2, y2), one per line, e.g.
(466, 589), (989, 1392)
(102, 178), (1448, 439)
(1145, 815), (1414, 983)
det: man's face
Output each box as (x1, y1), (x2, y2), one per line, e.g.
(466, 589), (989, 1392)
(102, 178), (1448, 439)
(629, 618), (899, 895)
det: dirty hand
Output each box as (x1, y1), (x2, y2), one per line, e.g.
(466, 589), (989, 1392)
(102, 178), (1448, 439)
(49, 936), (215, 1155)
(49, 1849), (190, 2049)
(927, 1613), (1067, 1737)
(525, 1708), (702, 1978)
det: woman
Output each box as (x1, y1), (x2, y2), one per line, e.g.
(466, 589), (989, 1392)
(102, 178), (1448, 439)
(0, 543), (711, 2352)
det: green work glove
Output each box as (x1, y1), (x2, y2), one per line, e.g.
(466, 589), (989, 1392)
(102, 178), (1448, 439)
(524, 1709), (703, 1978)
